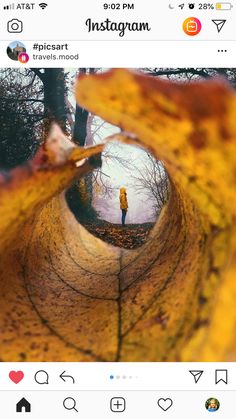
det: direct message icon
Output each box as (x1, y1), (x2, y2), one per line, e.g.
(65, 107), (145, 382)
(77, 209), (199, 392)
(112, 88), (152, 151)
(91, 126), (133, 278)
(212, 19), (226, 33)
(157, 398), (173, 411)
(189, 370), (204, 383)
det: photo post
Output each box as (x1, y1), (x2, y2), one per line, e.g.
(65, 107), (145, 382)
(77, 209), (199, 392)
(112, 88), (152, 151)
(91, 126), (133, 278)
(0, 0), (236, 417)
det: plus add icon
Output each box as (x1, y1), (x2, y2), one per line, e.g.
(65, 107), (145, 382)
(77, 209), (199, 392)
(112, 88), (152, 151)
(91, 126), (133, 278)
(110, 397), (126, 412)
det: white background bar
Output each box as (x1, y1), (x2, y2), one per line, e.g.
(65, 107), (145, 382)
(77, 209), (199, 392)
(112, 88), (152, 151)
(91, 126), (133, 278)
(0, 40), (235, 67)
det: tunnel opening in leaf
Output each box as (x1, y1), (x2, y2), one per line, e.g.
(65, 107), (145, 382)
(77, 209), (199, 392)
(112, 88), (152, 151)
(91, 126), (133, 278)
(66, 140), (170, 249)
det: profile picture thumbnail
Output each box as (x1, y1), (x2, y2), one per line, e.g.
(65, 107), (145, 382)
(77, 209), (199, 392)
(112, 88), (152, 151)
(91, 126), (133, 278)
(7, 41), (26, 61)
(205, 398), (220, 412)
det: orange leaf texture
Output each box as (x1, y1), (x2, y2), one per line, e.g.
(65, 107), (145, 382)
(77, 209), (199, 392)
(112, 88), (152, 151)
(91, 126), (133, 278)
(1, 70), (236, 361)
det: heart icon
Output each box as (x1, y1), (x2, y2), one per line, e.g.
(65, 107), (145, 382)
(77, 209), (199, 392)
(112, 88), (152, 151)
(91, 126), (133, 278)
(9, 371), (24, 384)
(157, 398), (173, 411)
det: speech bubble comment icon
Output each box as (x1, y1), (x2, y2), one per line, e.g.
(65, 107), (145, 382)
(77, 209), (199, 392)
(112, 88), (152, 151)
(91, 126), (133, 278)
(34, 370), (49, 385)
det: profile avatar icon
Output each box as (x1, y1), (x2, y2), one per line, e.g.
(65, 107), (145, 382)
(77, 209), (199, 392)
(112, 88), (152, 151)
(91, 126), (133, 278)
(7, 41), (26, 61)
(205, 398), (220, 412)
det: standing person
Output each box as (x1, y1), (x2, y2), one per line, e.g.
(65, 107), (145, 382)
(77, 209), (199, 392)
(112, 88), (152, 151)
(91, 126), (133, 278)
(119, 187), (128, 226)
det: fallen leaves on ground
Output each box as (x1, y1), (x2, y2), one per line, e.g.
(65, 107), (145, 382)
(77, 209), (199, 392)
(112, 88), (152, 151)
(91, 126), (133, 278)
(83, 220), (155, 249)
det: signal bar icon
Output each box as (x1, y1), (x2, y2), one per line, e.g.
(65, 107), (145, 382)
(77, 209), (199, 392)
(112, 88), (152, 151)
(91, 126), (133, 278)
(3, 3), (14, 9)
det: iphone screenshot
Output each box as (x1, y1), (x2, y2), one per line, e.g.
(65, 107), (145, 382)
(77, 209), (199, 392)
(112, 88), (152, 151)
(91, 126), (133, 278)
(0, 0), (236, 417)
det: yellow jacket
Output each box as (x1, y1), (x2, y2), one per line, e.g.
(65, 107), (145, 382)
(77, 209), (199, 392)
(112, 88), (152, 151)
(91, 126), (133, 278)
(119, 187), (128, 210)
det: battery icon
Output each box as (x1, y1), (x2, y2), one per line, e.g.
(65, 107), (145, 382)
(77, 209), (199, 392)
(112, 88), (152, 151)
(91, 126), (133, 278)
(216, 2), (233, 9)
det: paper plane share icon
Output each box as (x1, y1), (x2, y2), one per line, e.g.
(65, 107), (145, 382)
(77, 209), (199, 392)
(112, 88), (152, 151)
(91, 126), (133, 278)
(189, 370), (204, 383)
(212, 19), (227, 32)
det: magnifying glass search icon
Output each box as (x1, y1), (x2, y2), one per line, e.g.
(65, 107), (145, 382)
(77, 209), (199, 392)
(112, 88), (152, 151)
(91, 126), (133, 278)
(63, 397), (78, 413)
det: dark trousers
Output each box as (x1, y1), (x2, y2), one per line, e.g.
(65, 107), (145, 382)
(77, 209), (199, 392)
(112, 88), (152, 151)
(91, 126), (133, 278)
(121, 209), (127, 225)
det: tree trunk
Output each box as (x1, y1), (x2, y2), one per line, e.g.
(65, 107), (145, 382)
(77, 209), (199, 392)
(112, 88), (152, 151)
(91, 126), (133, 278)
(73, 105), (89, 145)
(43, 68), (67, 134)
(68, 68), (98, 222)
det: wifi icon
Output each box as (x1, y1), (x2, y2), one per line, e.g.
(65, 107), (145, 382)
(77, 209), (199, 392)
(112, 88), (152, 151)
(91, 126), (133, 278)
(39, 2), (48, 9)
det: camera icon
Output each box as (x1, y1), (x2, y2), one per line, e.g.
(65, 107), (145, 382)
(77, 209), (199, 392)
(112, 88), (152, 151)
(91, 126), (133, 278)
(7, 19), (23, 33)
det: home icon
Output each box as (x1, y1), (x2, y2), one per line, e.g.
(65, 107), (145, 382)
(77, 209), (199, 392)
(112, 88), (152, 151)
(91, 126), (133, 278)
(16, 398), (31, 413)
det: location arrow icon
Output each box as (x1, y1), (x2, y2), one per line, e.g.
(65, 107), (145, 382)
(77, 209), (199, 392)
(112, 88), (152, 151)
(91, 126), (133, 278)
(212, 19), (227, 32)
(189, 370), (204, 383)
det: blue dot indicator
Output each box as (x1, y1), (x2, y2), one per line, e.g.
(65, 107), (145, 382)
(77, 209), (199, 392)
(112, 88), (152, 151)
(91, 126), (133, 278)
(110, 375), (114, 380)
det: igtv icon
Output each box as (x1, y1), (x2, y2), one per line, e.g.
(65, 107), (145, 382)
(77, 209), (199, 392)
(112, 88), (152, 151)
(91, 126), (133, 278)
(18, 52), (30, 64)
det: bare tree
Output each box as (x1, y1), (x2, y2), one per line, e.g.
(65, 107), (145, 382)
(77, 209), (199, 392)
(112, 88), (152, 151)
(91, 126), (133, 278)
(0, 68), (44, 169)
(131, 152), (170, 215)
(92, 140), (135, 198)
